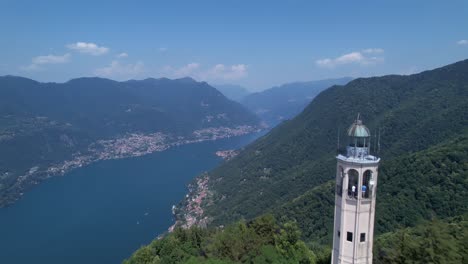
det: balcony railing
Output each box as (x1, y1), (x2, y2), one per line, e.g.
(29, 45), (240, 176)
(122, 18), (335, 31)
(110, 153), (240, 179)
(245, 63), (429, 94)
(347, 189), (371, 199)
(346, 146), (369, 158)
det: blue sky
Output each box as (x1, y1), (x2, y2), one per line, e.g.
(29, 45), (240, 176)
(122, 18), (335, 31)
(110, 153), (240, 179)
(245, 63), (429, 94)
(1, 0), (467, 91)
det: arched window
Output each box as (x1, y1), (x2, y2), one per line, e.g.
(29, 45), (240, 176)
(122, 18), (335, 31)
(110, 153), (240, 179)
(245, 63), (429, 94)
(362, 170), (372, 198)
(337, 167), (344, 196)
(347, 169), (358, 198)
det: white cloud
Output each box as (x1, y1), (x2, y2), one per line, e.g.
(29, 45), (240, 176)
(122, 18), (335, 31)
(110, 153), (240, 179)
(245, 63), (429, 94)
(204, 64), (248, 80)
(20, 64), (42, 71)
(32, 53), (71, 64)
(95, 60), (145, 79)
(116, 52), (128, 58)
(362, 48), (384, 54)
(21, 53), (71, 71)
(457, 39), (468, 45)
(174, 62), (201, 76)
(316, 48), (385, 68)
(159, 47), (168, 52)
(67, 42), (109, 56)
(162, 63), (248, 81)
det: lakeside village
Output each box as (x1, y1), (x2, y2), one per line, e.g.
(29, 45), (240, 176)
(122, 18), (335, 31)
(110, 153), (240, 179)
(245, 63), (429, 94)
(3, 125), (259, 207)
(170, 175), (211, 232)
(215, 149), (240, 161)
(170, 148), (241, 232)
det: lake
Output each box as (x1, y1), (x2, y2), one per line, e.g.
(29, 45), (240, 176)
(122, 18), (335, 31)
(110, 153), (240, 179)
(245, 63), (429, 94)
(0, 133), (262, 264)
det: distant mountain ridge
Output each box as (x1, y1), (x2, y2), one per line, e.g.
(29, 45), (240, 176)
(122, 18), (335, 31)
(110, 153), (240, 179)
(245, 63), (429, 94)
(0, 76), (260, 206)
(241, 77), (352, 126)
(213, 84), (251, 102)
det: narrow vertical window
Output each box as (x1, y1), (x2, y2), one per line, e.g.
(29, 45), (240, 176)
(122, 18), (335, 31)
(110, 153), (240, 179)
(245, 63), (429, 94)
(348, 169), (359, 198)
(337, 231), (340, 237)
(362, 170), (372, 198)
(347, 232), (353, 242)
(360, 233), (366, 242)
(337, 167), (344, 196)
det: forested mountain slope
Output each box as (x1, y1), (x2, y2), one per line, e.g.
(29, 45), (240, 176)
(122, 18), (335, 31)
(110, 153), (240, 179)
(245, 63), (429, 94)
(184, 59), (468, 237)
(277, 134), (468, 244)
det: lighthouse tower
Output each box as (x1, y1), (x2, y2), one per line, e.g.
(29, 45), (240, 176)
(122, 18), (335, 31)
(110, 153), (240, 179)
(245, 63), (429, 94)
(331, 116), (380, 264)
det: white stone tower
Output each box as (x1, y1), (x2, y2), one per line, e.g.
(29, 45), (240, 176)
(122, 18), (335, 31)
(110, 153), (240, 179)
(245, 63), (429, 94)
(331, 116), (380, 264)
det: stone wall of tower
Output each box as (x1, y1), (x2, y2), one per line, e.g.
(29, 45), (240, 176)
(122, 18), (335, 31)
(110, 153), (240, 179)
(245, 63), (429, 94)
(331, 157), (379, 264)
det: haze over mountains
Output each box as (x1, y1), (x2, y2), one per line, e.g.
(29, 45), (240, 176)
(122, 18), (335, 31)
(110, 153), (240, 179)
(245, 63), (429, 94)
(213, 84), (250, 102)
(214, 78), (352, 127)
(240, 78), (352, 126)
(0, 76), (260, 206)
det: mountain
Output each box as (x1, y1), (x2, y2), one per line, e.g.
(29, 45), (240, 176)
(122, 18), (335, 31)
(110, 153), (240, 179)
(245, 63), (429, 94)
(0, 76), (260, 207)
(213, 84), (251, 102)
(174, 59), (468, 245)
(240, 78), (352, 126)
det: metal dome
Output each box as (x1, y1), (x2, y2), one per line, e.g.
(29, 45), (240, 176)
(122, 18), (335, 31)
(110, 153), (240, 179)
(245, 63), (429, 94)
(347, 117), (370, 138)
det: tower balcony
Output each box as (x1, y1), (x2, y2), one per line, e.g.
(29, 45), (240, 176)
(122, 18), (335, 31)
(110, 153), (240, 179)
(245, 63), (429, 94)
(346, 146), (369, 158)
(337, 149), (379, 164)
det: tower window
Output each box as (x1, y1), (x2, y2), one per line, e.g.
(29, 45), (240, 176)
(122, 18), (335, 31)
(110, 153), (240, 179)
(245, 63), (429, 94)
(337, 168), (344, 196)
(347, 232), (353, 242)
(362, 170), (372, 198)
(347, 169), (359, 198)
(360, 233), (366, 242)
(337, 231), (340, 237)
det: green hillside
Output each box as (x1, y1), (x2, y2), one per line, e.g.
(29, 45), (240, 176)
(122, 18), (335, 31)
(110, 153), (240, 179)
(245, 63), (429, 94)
(123, 215), (323, 264)
(124, 214), (467, 264)
(277, 134), (468, 244)
(374, 215), (468, 264)
(197, 59), (467, 230)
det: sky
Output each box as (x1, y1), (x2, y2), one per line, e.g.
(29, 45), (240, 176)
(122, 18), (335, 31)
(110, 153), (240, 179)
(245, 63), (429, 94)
(1, 0), (467, 91)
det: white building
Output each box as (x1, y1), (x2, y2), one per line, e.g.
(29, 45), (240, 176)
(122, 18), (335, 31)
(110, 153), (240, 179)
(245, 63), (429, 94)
(331, 117), (380, 264)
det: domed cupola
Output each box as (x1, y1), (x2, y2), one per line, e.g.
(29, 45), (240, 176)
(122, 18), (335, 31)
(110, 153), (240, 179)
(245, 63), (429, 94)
(346, 114), (371, 159)
(347, 119), (370, 138)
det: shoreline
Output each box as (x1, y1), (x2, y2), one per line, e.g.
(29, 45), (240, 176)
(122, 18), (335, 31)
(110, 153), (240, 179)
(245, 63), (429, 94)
(0, 125), (262, 208)
(168, 130), (264, 233)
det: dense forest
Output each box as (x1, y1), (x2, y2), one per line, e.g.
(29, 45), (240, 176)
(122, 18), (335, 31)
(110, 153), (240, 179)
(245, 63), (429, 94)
(374, 215), (468, 264)
(124, 215), (326, 264)
(125, 214), (467, 263)
(276, 133), (468, 244)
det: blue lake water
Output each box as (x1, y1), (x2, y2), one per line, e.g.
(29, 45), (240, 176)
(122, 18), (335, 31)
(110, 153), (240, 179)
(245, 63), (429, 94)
(0, 133), (262, 264)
